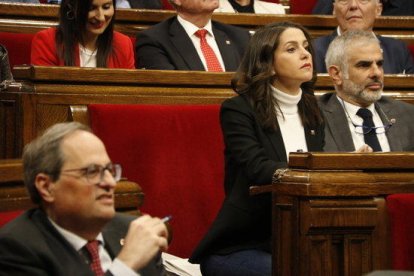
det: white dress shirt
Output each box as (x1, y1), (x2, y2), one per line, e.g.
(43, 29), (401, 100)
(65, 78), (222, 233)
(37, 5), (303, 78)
(49, 218), (139, 276)
(337, 95), (391, 152)
(176, 15), (226, 71)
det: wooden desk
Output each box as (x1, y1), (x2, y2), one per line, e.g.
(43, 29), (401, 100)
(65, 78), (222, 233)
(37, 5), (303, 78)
(251, 152), (414, 276)
(0, 3), (413, 44)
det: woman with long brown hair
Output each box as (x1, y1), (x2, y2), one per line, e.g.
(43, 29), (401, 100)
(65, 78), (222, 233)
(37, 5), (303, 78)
(191, 21), (324, 275)
(31, 0), (134, 68)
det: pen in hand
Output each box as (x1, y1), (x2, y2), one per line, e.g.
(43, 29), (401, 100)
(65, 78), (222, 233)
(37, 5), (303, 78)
(161, 215), (172, 223)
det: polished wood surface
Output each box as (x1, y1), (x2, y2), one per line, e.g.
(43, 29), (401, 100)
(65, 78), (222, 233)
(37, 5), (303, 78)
(0, 159), (144, 213)
(0, 3), (413, 44)
(1, 66), (414, 159)
(250, 153), (414, 276)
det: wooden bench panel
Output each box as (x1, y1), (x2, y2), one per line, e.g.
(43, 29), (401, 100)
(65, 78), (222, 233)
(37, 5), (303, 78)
(1, 66), (414, 159)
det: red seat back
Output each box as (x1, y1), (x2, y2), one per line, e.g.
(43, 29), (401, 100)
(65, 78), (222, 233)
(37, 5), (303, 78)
(387, 194), (414, 270)
(0, 32), (34, 69)
(89, 104), (225, 257)
(289, 0), (318, 14)
(161, 0), (174, 9)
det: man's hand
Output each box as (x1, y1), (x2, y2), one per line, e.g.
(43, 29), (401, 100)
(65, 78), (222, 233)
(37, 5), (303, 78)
(117, 215), (169, 271)
(355, 144), (373, 153)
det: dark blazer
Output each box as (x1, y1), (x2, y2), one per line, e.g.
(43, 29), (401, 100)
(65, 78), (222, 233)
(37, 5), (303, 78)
(0, 209), (164, 276)
(135, 16), (250, 71)
(190, 94), (324, 263)
(318, 93), (414, 152)
(127, 0), (162, 9)
(0, 44), (12, 83)
(313, 31), (414, 74)
(312, 0), (414, 15)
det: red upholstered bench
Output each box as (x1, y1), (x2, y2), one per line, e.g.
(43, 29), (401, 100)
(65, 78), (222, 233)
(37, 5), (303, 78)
(387, 194), (414, 270)
(0, 32), (35, 69)
(88, 104), (225, 258)
(290, 0), (318, 14)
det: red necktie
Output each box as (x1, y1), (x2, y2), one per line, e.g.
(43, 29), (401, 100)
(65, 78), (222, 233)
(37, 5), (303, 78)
(85, 240), (104, 276)
(195, 29), (223, 72)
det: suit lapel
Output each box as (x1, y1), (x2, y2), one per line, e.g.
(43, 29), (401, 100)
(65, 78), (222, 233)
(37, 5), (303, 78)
(324, 95), (356, 151)
(213, 24), (239, 71)
(32, 210), (94, 275)
(376, 100), (402, 151)
(265, 126), (288, 163)
(169, 18), (205, 71)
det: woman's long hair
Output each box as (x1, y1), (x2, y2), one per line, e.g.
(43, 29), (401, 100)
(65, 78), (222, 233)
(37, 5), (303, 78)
(231, 21), (322, 131)
(56, 0), (116, 67)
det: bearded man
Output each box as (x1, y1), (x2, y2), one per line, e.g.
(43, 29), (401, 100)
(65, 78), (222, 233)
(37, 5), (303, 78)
(318, 30), (414, 152)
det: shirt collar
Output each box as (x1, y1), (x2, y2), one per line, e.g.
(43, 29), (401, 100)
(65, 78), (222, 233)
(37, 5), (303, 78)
(177, 15), (214, 38)
(336, 95), (376, 118)
(48, 218), (104, 251)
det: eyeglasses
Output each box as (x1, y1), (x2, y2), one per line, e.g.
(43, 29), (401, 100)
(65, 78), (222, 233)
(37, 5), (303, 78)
(340, 98), (394, 135)
(61, 163), (122, 184)
(335, 0), (373, 5)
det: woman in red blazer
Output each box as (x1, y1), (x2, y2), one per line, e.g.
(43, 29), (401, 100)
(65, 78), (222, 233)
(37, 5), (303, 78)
(31, 0), (134, 69)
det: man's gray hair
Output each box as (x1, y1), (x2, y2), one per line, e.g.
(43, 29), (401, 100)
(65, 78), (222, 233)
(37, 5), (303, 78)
(325, 30), (380, 76)
(23, 122), (91, 204)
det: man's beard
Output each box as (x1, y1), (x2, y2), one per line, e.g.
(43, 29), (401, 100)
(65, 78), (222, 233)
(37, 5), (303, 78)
(342, 78), (383, 105)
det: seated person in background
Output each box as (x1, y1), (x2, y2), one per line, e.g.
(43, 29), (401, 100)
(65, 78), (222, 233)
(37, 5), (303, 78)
(190, 21), (324, 276)
(214, 0), (285, 14)
(0, 122), (169, 275)
(31, 0), (135, 68)
(312, 0), (414, 16)
(0, 44), (13, 85)
(135, 0), (250, 71)
(319, 30), (414, 152)
(312, 0), (414, 74)
(116, 0), (162, 9)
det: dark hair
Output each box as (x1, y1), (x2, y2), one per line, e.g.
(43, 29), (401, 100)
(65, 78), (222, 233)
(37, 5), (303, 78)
(23, 122), (91, 204)
(232, 21), (322, 131)
(56, 0), (116, 67)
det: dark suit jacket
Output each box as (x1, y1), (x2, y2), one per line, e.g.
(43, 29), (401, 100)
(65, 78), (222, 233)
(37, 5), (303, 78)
(312, 0), (414, 15)
(190, 94), (324, 263)
(318, 93), (414, 152)
(0, 44), (12, 83)
(127, 0), (162, 9)
(0, 209), (164, 276)
(313, 31), (414, 74)
(135, 16), (250, 71)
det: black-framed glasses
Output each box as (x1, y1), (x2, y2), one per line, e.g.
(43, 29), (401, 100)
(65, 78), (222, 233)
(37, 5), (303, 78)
(340, 98), (394, 135)
(61, 163), (122, 184)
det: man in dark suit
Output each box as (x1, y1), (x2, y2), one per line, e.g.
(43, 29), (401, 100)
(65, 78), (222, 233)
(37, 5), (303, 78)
(313, 0), (414, 74)
(319, 30), (414, 152)
(0, 122), (169, 275)
(135, 0), (250, 71)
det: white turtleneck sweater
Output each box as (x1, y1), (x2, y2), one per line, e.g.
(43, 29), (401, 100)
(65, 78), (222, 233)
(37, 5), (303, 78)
(272, 86), (308, 160)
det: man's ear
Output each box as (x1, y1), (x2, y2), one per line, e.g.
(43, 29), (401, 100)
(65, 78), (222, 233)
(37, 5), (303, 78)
(375, 2), (383, 17)
(35, 173), (55, 203)
(328, 65), (343, 86)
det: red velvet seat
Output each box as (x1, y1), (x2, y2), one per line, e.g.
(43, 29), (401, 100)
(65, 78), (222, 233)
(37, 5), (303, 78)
(89, 104), (225, 258)
(289, 0), (318, 14)
(0, 32), (34, 69)
(386, 194), (414, 270)
(408, 45), (414, 60)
